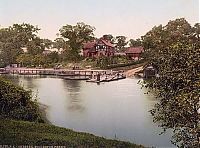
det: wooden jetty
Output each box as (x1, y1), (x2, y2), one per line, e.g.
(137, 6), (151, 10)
(86, 74), (126, 83)
(4, 67), (126, 83)
(7, 68), (110, 76)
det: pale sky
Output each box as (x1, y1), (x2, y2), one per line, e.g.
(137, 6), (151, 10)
(0, 0), (199, 40)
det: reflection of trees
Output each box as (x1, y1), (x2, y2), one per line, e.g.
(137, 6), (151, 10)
(62, 80), (85, 112)
(20, 76), (38, 89)
(5, 75), (44, 90)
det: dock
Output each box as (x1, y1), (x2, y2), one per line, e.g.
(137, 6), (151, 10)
(0, 66), (148, 82)
(7, 68), (110, 76)
(86, 74), (126, 83)
(1, 67), (126, 83)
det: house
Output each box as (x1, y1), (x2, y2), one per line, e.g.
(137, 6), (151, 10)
(143, 65), (158, 79)
(83, 38), (115, 58)
(124, 46), (144, 60)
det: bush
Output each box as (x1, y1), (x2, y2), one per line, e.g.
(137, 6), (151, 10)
(95, 56), (130, 69)
(0, 77), (45, 123)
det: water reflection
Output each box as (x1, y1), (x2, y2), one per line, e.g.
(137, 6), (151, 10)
(62, 80), (85, 112)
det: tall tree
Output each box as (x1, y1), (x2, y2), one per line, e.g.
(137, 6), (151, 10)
(53, 38), (69, 52)
(0, 23), (41, 66)
(129, 38), (142, 47)
(102, 34), (115, 43)
(26, 37), (45, 55)
(59, 22), (95, 61)
(42, 39), (53, 49)
(142, 18), (200, 147)
(115, 36), (127, 51)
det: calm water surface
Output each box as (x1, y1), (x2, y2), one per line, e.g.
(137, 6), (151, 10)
(7, 75), (174, 147)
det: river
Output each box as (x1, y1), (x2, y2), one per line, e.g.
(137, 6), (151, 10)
(6, 75), (174, 147)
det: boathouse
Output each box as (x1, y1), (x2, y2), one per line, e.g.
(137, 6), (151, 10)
(124, 46), (144, 60)
(83, 38), (115, 58)
(143, 65), (157, 79)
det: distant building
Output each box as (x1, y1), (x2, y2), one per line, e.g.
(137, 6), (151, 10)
(124, 46), (144, 60)
(143, 65), (158, 79)
(83, 38), (115, 58)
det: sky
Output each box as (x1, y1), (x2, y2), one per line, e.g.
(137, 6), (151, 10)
(0, 0), (199, 40)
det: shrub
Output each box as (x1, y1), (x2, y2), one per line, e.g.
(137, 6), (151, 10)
(0, 77), (45, 123)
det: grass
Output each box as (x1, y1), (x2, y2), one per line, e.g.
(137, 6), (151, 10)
(0, 119), (144, 147)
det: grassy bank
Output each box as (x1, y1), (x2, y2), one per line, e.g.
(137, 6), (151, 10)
(0, 119), (144, 147)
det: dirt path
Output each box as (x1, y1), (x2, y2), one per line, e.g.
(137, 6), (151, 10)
(124, 66), (143, 77)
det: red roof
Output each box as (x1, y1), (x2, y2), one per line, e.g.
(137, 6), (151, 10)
(100, 39), (115, 48)
(83, 38), (115, 49)
(125, 47), (144, 54)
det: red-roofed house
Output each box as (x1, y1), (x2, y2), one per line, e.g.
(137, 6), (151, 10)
(125, 46), (144, 60)
(83, 38), (115, 58)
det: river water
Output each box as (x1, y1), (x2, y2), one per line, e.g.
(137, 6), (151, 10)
(7, 75), (174, 147)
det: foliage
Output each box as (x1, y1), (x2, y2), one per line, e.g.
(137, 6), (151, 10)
(0, 119), (143, 147)
(95, 56), (130, 69)
(26, 37), (45, 55)
(0, 23), (48, 66)
(16, 52), (60, 67)
(46, 51), (59, 64)
(129, 39), (142, 47)
(16, 54), (46, 67)
(0, 77), (44, 122)
(16, 53), (33, 66)
(142, 18), (200, 147)
(59, 22), (95, 61)
(105, 59), (145, 69)
(116, 36), (128, 51)
(53, 38), (69, 52)
(102, 34), (115, 43)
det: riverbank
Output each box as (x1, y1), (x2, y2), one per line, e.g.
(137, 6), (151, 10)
(0, 119), (144, 147)
(38, 103), (51, 124)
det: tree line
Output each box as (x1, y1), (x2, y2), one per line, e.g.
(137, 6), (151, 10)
(0, 22), (141, 67)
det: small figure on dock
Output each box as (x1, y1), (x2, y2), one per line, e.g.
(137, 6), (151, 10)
(90, 71), (94, 79)
(97, 73), (101, 82)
